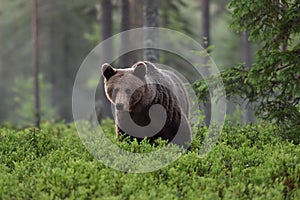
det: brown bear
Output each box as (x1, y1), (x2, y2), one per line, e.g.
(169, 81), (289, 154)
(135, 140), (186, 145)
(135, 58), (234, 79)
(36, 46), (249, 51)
(101, 61), (191, 148)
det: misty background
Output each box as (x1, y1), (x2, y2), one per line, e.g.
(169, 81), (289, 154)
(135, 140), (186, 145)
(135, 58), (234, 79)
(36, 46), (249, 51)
(0, 0), (257, 126)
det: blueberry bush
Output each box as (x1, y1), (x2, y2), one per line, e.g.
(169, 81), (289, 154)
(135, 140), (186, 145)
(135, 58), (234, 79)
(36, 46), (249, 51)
(0, 121), (299, 199)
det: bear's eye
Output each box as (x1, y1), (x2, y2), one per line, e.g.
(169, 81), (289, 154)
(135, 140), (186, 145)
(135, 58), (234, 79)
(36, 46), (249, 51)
(125, 88), (131, 94)
(112, 88), (119, 99)
(114, 88), (120, 93)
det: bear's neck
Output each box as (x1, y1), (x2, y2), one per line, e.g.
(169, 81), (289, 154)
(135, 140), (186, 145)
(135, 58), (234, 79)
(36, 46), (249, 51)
(116, 109), (151, 127)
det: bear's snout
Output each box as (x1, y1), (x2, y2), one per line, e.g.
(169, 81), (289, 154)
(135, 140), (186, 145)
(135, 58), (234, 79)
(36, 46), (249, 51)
(116, 103), (124, 111)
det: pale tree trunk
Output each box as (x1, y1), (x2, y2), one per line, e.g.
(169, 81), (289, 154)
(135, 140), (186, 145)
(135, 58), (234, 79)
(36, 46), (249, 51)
(61, 33), (72, 121)
(99, 0), (113, 120)
(101, 0), (113, 58)
(48, 0), (58, 120)
(46, 0), (73, 122)
(119, 0), (131, 68)
(32, 0), (40, 128)
(46, 0), (69, 122)
(242, 32), (255, 124)
(130, 0), (143, 29)
(129, 0), (144, 62)
(201, 0), (211, 126)
(143, 0), (159, 62)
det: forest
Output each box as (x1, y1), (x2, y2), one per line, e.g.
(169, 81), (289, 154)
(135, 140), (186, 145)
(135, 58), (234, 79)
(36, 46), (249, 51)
(0, 0), (299, 199)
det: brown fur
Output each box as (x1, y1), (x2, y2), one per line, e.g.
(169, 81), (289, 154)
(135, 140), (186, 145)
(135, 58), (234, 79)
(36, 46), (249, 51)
(101, 61), (191, 148)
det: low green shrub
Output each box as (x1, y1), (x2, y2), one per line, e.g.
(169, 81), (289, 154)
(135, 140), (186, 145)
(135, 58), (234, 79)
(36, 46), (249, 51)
(0, 121), (299, 199)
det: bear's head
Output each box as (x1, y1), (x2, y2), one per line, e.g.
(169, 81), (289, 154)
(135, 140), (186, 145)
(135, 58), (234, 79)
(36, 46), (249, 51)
(101, 62), (148, 111)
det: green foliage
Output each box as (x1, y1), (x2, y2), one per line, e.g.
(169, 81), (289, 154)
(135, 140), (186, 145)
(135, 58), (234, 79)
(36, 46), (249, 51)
(7, 74), (55, 125)
(159, 0), (194, 36)
(226, 104), (245, 124)
(0, 122), (299, 199)
(195, 0), (300, 140)
(84, 23), (101, 44)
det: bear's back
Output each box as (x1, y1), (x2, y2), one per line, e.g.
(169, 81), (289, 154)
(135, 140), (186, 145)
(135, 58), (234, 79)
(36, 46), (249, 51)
(144, 62), (189, 117)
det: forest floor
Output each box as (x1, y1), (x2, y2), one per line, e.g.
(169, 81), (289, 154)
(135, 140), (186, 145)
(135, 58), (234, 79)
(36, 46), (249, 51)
(0, 121), (299, 199)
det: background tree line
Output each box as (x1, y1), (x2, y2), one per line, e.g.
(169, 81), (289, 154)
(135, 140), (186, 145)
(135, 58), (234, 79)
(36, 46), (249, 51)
(1, 0), (298, 140)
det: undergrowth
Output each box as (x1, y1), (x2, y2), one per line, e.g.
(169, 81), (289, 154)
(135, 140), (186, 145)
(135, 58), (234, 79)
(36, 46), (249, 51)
(0, 120), (299, 199)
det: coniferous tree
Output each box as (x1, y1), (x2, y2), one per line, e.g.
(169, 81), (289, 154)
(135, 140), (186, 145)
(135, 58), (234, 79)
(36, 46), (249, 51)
(99, 0), (114, 119)
(242, 32), (255, 124)
(143, 0), (159, 62)
(119, 0), (131, 68)
(201, 0), (211, 126)
(32, 0), (40, 127)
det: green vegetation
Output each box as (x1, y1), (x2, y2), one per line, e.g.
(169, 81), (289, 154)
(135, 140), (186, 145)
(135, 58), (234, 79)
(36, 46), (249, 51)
(0, 0), (299, 199)
(195, 0), (300, 140)
(1, 122), (299, 199)
(227, 0), (300, 135)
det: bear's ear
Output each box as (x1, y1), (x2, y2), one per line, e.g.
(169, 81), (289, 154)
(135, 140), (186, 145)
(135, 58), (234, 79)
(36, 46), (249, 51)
(133, 62), (147, 79)
(101, 63), (116, 80)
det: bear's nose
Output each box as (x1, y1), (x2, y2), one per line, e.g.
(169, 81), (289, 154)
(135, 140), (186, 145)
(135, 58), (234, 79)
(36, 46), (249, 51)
(116, 103), (124, 111)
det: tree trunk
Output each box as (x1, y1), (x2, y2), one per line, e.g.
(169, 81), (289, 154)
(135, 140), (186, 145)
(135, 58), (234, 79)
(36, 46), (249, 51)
(46, 1), (73, 122)
(201, 0), (210, 51)
(101, 0), (113, 55)
(130, 0), (144, 28)
(201, 0), (211, 126)
(61, 32), (72, 121)
(99, 0), (114, 120)
(119, 0), (131, 68)
(143, 0), (159, 62)
(46, 0), (66, 122)
(129, 0), (144, 62)
(32, 0), (40, 128)
(161, 1), (169, 28)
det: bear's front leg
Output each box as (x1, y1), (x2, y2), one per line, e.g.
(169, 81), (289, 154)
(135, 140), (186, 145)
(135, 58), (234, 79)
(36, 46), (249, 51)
(115, 125), (125, 141)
